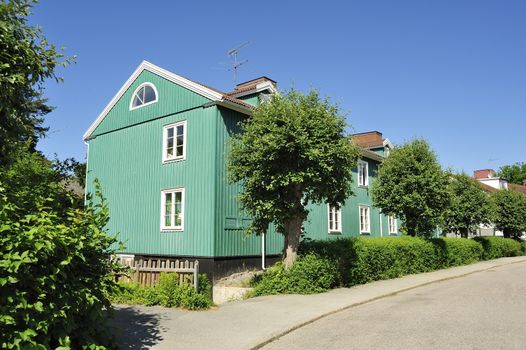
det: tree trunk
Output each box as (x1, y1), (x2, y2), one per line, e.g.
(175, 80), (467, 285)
(503, 229), (511, 239)
(407, 224), (417, 237)
(461, 227), (469, 239)
(405, 215), (417, 237)
(283, 215), (303, 269)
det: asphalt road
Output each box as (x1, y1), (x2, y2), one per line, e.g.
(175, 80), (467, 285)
(262, 261), (526, 350)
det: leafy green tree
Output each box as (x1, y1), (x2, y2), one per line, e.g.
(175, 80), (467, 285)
(497, 162), (526, 185)
(229, 89), (359, 267)
(0, 0), (72, 163)
(492, 189), (526, 239)
(0, 183), (121, 348)
(0, 144), (83, 219)
(441, 173), (494, 238)
(371, 139), (450, 237)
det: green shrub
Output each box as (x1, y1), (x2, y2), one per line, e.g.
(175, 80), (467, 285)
(0, 189), (120, 349)
(109, 273), (212, 310)
(473, 237), (523, 260)
(252, 253), (339, 296)
(430, 237), (483, 267)
(348, 237), (439, 285)
(521, 241), (526, 255)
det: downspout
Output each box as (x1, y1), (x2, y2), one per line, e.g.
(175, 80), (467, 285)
(379, 213), (383, 237)
(261, 232), (266, 270)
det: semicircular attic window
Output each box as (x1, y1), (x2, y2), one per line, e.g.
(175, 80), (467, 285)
(130, 83), (158, 110)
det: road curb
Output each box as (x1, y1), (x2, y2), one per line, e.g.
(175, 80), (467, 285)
(250, 257), (526, 350)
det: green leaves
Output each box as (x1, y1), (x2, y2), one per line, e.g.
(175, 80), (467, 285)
(229, 88), (359, 237)
(0, 182), (120, 349)
(441, 173), (494, 237)
(371, 139), (450, 237)
(492, 189), (526, 238)
(0, 0), (74, 163)
(497, 162), (526, 185)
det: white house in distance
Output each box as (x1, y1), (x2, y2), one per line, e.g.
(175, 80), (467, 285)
(473, 169), (526, 237)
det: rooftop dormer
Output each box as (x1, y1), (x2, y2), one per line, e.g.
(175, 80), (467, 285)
(226, 76), (278, 107)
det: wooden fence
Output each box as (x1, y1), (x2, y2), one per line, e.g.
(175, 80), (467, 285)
(117, 257), (199, 290)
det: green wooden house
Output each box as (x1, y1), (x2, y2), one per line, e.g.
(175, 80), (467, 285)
(84, 61), (398, 280)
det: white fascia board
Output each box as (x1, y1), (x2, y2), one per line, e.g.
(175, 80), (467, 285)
(216, 100), (253, 116)
(360, 149), (384, 162)
(83, 60), (224, 140)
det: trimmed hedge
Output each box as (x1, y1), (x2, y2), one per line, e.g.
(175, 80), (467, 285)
(251, 253), (339, 296)
(298, 236), (524, 288)
(473, 236), (523, 260)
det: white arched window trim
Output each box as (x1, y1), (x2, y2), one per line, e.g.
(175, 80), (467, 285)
(129, 82), (158, 111)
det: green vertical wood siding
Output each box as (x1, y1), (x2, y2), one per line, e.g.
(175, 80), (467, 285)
(86, 69), (221, 257)
(213, 107), (284, 257)
(87, 106), (218, 256)
(303, 158), (400, 240)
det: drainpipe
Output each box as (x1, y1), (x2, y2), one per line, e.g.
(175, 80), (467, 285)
(379, 213), (383, 237)
(261, 232), (266, 270)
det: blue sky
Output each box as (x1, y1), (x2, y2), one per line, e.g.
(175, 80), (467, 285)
(31, 0), (525, 174)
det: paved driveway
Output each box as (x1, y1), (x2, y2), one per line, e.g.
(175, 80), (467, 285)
(262, 262), (526, 350)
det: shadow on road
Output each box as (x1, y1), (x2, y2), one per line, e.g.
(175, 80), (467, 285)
(111, 306), (165, 349)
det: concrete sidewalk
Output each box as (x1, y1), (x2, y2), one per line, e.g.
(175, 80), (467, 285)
(112, 256), (526, 350)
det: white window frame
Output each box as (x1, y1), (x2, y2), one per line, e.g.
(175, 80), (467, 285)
(358, 160), (369, 187)
(129, 82), (158, 110)
(388, 215), (398, 234)
(328, 204), (342, 233)
(162, 120), (187, 163)
(359, 205), (370, 234)
(160, 188), (185, 231)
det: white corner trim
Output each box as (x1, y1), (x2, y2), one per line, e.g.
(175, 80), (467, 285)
(83, 60), (225, 140)
(383, 138), (394, 149)
(129, 82), (158, 111)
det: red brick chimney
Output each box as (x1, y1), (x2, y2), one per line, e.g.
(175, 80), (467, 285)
(352, 131), (384, 148)
(473, 169), (496, 179)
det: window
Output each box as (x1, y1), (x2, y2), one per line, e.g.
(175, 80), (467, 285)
(358, 160), (368, 187)
(130, 82), (158, 110)
(328, 205), (342, 233)
(388, 215), (397, 234)
(160, 188), (184, 231)
(163, 121), (186, 162)
(359, 206), (370, 233)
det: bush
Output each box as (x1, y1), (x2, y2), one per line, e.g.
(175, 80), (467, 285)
(347, 237), (439, 285)
(251, 253), (339, 296)
(473, 237), (523, 260)
(251, 236), (526, 298)
(0, 190), (120, 349)
(430, 237), (483, 267)
(110, 273), (212, 310)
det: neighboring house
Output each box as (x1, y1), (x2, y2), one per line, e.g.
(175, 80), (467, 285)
(84, 61), (398, 281)
(473, 169), (526, 237)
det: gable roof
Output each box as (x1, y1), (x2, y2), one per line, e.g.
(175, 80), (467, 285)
(84, 61), (255, 140)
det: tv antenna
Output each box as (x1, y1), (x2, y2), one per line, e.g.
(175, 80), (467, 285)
(228, 42), (249, 83)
